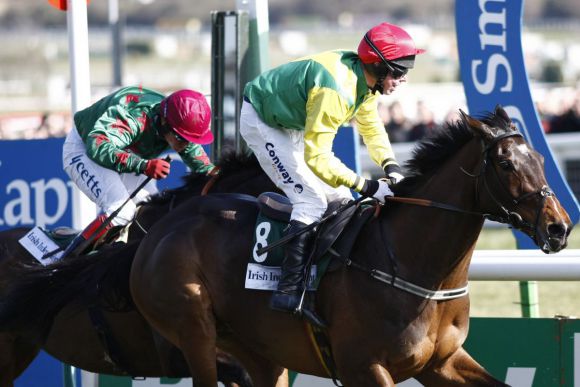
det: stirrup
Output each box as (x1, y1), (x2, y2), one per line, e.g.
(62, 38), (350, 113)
(295, 292), (328, 328)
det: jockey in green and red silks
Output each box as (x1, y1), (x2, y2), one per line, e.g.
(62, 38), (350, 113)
(61, 86), (214, 256)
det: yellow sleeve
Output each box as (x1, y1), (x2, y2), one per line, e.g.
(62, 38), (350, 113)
(303, 87), (365, 191)
(354, 94), (399, 171)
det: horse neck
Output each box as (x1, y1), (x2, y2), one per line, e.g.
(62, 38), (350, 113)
(133, 167), (272, 234)
(214, 169), (277, 197)
(367, 138), (486, 290)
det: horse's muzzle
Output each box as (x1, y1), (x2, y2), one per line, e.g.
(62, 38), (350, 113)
(539, 221), (571, 254)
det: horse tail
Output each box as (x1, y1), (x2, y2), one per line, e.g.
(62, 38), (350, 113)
(0, 241), (139, 332)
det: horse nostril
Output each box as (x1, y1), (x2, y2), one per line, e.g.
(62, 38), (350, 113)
(547, 223), (566, 238)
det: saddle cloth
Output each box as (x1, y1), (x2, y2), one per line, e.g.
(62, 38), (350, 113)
(245, 192), (375, 291)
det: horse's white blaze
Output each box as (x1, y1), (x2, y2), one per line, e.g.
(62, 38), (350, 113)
(516, 144), (530, 155)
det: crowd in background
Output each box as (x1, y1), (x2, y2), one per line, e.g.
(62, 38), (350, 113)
(0, 85), (579, 142)
(537, 87), (580, 134)
(376, 85), (580, 143)
(0, 111), (70, 140)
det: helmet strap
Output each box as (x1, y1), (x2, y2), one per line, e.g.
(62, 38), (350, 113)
(371, 74), (386, 94)
(154, 114), (170, 137)
(364, 33), (398, 74)
(364, 62), (388, 94)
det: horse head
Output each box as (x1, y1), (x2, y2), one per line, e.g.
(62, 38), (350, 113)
(460, 105), (572, 253)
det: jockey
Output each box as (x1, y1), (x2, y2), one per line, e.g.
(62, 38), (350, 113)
(240, 22), (425, 314)
(62, 87), (214, 256)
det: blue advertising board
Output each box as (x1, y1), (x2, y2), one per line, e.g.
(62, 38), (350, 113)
(455, 0), (580, 247)
(0, 138), (187, 232)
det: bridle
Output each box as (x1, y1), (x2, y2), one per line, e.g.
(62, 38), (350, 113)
(387, 131), (553, 243)
(460, 131), (553, 244)
(345, 130), (554, 301)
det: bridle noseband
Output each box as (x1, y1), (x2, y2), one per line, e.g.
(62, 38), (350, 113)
(464, 131), (554, 243)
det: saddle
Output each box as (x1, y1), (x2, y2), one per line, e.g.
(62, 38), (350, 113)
(253, 192), (376, 287)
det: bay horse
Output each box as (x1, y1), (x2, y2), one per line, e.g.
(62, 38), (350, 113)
(0, 151), (278, 387)
(128, 106), (572, 386)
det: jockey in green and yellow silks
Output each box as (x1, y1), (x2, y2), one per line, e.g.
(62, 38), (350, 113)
(240, 22), (425, 317)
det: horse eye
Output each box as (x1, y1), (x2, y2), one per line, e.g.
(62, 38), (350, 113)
(498, 160), (514, 171)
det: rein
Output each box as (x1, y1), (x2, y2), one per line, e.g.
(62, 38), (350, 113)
(384, 196), (484, 217)
(201, 166), (221, 196)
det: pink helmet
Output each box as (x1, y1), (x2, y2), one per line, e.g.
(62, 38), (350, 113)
(160, 89), (213, 145)
(358, 22), (425, 69)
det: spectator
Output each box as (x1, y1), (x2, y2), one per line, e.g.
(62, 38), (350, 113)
(35, 112), (51, 138)
(550, 90), (580, 134)
(385, 100), (412, 142)
(409, 100), (437, 141)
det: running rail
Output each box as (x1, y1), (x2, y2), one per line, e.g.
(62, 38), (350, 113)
(469, 249), (580, 280)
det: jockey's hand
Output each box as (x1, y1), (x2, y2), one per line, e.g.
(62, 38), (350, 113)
(386, 171), (405, 185)
(144, 158), (171, 179)
(384, 164), (404, 185)
(359, 178), (394, 203)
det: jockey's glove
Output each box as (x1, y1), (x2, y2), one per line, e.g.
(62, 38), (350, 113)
(144, 158), (171, 179)
(384, 164), (405, 185)
(359, 178), (393, 203)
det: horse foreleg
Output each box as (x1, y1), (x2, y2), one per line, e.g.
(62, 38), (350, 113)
(415, 347), (509, 386)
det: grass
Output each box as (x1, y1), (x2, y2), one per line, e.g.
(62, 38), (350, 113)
(469, 227), (580, 318)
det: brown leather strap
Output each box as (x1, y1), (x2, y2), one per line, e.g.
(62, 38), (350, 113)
(201, 166), (221, 196)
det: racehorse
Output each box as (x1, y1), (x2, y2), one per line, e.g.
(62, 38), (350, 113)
(0, 151), (278, 387)
(127, 106), (572, 386)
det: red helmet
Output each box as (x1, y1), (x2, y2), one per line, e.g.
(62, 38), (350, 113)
(160, 89), (213, 145)
(358, 22), (425, 69)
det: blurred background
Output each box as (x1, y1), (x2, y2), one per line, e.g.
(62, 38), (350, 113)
(0, 0), (578, 142)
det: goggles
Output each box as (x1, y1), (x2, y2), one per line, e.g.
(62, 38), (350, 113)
(363, 33), (410, 80)
(172, 130), (188, 143)
(389, 64), (408, 79)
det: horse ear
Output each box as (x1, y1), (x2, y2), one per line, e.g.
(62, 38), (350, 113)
(459, 109), (495, 141)
(494, 105), (512, 126)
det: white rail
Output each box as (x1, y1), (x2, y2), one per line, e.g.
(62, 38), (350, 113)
(469, 249), (580, 280)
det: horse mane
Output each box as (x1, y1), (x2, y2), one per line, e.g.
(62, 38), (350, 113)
(393, 110), (510, 196)
(0, 242), (138, 331)
(144, 150), (260, 207)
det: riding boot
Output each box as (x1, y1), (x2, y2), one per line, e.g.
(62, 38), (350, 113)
(269, 220), (314, 313)
(61, 214), (112, 258)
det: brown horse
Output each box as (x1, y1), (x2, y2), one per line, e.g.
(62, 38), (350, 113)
(0, 152), (277, 387)
(129, 106), (572, 386)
